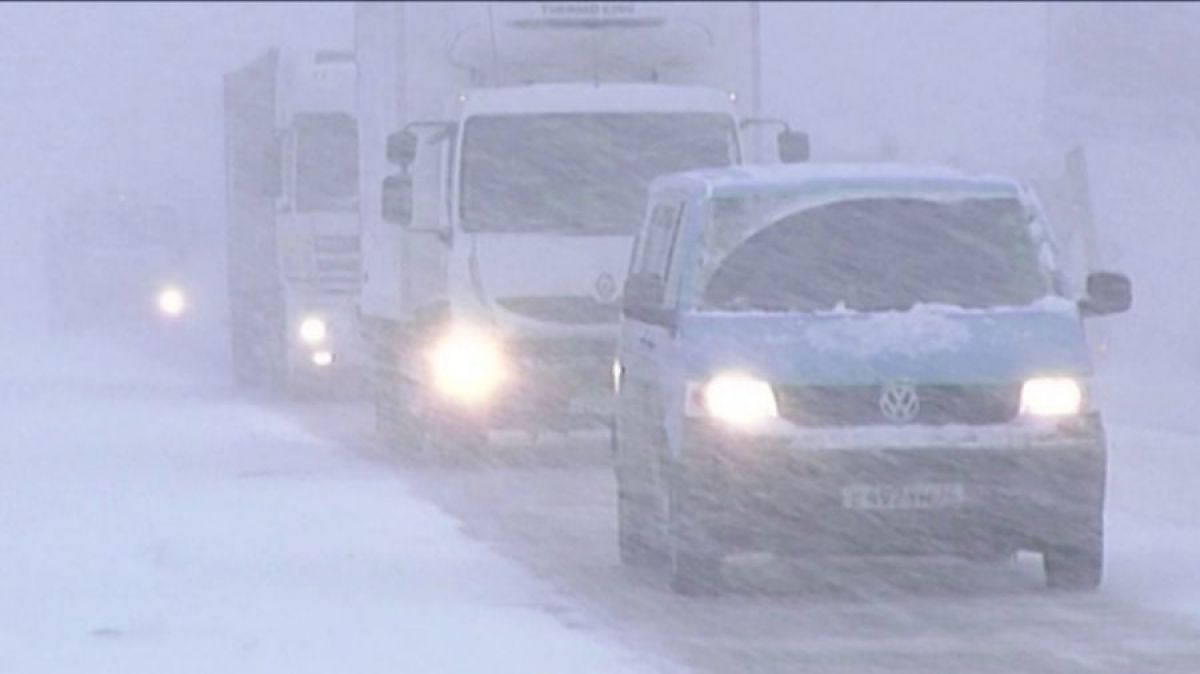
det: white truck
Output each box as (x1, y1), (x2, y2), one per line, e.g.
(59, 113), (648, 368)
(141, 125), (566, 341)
(355, 1), (806, 452)
(223, 48), (363, 395)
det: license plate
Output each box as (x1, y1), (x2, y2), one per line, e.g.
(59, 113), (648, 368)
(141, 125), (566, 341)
(841, 483), (965, 510)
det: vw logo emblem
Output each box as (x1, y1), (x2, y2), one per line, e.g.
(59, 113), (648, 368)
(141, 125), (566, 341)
(879, 381), (920, 424)
(594, 272), (618, 303)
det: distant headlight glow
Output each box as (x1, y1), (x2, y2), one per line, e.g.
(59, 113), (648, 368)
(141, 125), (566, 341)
(311, 350), (334, 368)
(1020, 377), (1083, 417)
(156, 285), (186, 318)
(298, 316), (328, 345)
(429, 327), (506, 405)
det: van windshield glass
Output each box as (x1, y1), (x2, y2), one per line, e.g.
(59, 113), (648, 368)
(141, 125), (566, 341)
(699, 196), (1050, 312)
(460, 113), (736, 235)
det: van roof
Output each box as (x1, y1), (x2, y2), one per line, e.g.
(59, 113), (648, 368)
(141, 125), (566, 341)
(652, 163), (1025, 200)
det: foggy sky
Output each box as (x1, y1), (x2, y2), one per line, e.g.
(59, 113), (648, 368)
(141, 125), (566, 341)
(2, 2), (1197, 341)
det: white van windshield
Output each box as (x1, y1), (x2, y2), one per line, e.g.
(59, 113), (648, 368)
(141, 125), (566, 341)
(460, 113), (736, 235)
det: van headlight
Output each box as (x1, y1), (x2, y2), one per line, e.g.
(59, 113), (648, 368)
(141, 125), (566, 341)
(156, 285), (186, 318)
(689, 373), (778, 426)
(1020, 377), (1083, 417)
(298, 316), (328, 345)
(429, 327), (506, 405)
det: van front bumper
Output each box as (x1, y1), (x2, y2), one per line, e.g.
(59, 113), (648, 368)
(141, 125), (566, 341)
(676, 415), (1106, 557)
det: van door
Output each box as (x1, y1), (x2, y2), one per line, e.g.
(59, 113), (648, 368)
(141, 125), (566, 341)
(617, 196), (687, 506)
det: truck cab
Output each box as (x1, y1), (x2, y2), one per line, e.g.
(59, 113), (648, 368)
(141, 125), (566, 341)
(225, 49), (362, 394)
(357, 1), (807, 452)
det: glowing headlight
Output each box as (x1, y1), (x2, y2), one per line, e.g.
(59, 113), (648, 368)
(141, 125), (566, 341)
(429, 327), (506, 405)
(156, 285), (186, 318)
(298, 317), (327, 345)
(311, 350), (334, 367)
(693, 373), (778, 426)
(1020, 377), (1083, 417)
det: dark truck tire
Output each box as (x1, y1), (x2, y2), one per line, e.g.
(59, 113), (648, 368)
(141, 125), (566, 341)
(1044, 538), (1103, 591)
(420, 411), (487, 459)
(366, 318), (418, 453)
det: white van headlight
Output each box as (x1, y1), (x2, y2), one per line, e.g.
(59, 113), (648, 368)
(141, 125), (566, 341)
(156, 285), (186, 318)
(298, 316), (328, 345)
(690, 373), (778, 426)
(429, 327), (506, 405)
(1020, 377), (1083, 417)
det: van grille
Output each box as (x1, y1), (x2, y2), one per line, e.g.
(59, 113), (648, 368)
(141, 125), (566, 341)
(775, 384), (1022, 427)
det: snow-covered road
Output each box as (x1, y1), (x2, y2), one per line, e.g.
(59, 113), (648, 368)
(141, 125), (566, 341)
(0, 329), (669, 673)
(6, 320), (1200, 673)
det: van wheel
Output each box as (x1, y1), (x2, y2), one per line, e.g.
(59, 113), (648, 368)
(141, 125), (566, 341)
(617, 485), (662, 567)
(1044, 538), (1103, 591)
(665, 470), (722, 596)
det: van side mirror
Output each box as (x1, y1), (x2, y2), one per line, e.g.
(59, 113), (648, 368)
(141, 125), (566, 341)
(1079, 271), (1132, 317)
(778, 130), (810, 163)
(381, 174), (412, 226)
(386, 130), (418, 166)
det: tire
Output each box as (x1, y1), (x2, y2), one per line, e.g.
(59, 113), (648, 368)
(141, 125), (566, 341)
(421, 410), (487, 459)
(665, 467), (723, 596)
(369, 322), (419, 453)
(613, 411), (666, 568)
(1044, 537), (1103, 591)
(617, 485), (662, 568)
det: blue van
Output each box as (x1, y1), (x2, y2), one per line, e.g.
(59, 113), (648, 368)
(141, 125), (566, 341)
(613, 164), (1132, 595)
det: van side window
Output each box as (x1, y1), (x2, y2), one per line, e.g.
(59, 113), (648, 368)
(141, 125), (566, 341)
(662, 204), (689, 308)
(628, 200), (684, 307)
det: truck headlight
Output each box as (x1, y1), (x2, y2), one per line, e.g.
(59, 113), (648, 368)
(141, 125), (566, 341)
(1020, 377), (1083, 417)
(298, 316), (327, 345)
(691, 373), (778, 426)
(156, 285), (186, 318)
(429, 327), (506, 405)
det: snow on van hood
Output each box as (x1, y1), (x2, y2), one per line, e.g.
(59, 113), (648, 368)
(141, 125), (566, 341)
(680, 296), (1088, 385)
(801, 296), (1077, 359)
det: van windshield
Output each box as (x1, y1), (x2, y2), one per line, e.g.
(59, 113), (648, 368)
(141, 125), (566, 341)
(460, 113), (736, 235)
(698, 196), (1051, 312)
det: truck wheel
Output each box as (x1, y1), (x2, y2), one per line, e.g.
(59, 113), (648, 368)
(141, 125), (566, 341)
(421, 412), (487, 459)
(1044, 538), (1103, 591)
(665, 469), (722, 596)
(370, 328), (419, 453)
(374, 379), (414, 452)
